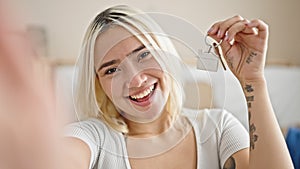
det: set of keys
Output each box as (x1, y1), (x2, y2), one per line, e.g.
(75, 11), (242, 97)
(196, 35), (226, 72)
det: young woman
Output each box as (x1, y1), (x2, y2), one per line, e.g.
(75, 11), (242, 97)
(63, 5), (293, 169)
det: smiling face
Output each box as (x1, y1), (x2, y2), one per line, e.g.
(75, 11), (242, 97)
(94, 26), (170, 123)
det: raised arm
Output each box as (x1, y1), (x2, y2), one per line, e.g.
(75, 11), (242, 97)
(208, 15), (294, 169)
(0, 1), (91, 169)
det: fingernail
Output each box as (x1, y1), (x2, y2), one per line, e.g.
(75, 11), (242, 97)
(207, 27), (213, 34)
(245, 20), (251, 25)
(245, 22), (252, 27)
(224, 34), (229, 41)
(217, 30), (221, 38)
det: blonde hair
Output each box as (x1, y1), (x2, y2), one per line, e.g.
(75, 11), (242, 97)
(74, 5), (184, 133)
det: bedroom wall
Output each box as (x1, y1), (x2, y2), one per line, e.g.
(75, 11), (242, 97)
(15, 0), (300, 65)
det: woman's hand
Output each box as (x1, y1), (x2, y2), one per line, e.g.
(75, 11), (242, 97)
(0, 2), (60, 169)
(207, 15), (268, 83)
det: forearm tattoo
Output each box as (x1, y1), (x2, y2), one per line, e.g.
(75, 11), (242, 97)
(244, 84), (259, 151)
(246, 51), (257, 64)
(245, 84), (254, 92)
(223, 156), (236, 169)
(250, 123), (259, 150)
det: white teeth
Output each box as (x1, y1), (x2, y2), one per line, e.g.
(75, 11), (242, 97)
(130, 85), (154, 100)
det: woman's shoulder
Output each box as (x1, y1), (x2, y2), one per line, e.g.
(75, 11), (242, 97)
(65, 118), (109, 132)
(64, 117), (120, 143)
(64, 119), (128, 168)
(182, 108), (241, 142)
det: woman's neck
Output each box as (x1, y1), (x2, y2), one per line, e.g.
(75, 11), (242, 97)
(124, 110), (172, 138)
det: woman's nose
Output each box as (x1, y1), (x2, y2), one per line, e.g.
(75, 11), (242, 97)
(127, 72), (147, 88)
(124, 63), (147, 88)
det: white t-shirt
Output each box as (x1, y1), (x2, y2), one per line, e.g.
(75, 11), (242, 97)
(65, 109), (249, 169)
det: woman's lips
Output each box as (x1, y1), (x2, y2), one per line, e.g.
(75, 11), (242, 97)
(128, 83), (157, 107)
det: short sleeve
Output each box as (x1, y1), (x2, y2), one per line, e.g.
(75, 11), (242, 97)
(218, 110), (249, 168)
(64, 119), (104, 169)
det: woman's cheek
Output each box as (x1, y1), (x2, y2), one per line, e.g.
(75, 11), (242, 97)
(99, 79), (112, 99)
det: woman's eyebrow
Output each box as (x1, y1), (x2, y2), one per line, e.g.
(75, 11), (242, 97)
(126, 45), (145, 56)
(98, 45), (145, 72)
(98, 59), (119, 72)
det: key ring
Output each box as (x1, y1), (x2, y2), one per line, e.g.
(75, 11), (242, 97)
(203, 34), (226, 70)
(205, 34), (223, 48)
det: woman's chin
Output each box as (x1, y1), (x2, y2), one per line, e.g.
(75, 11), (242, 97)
(119, 103), (166, 123)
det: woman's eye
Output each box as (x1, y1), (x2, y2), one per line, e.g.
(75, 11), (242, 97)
(105, 67), (120, 75)
(138, 51), (151, 62)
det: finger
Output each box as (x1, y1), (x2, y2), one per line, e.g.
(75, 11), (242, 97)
(225, 20), (249, 42)
(207, 21), (220, 35)
(208, 32), (232, 58)
(241, 19), (257, 35)
(207, 15), (246, 56)
(207, 24), (231, 55)
(208, 15), (244, 39)
(246, 19), (269, 39)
